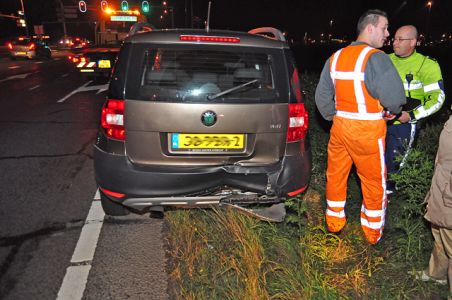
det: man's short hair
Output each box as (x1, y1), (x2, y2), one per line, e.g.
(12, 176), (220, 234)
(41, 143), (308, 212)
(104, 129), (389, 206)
(357, 9), (388, 35)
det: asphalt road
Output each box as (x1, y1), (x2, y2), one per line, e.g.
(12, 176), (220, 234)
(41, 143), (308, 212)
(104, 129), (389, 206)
(0, 51), (169, 299)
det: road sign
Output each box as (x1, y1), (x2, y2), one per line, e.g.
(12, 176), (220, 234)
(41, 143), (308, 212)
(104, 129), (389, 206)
(34, 25), (44, 35)
(63, 6), (78, 19)
(111, 15), (137, 22)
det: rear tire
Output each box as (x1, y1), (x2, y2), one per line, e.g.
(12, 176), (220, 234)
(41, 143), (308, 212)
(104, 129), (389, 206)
(100, 191), (130, 216)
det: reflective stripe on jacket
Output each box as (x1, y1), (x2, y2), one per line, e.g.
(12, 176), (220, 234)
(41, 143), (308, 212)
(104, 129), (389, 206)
(389, 51), (445, 122)
(329, 44), (384, 120)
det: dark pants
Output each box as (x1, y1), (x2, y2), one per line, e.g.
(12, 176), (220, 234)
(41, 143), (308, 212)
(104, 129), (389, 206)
(385, 123), (417, 189)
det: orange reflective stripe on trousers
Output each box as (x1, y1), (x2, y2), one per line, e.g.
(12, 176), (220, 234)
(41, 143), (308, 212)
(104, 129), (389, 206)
(326, 116), (388, 244)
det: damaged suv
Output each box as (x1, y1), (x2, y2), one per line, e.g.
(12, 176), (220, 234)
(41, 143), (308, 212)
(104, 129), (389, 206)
(94, 27), (311, 218)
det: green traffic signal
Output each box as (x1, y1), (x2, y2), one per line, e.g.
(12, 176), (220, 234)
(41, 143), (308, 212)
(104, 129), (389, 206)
(142, 0), (150, 13)
(121, 0), (129, 11)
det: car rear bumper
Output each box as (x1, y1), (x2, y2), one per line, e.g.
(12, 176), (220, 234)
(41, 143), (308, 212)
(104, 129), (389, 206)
(94, 144), (311, 210)
(10, 50), (35, 58)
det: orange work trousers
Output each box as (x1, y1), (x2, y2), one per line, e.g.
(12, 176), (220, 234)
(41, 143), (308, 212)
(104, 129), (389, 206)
(325, 116), (388, 244)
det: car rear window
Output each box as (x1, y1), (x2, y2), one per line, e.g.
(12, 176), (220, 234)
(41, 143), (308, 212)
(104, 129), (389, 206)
(13, 38), (31, 45)
(124, 44), (288, 104)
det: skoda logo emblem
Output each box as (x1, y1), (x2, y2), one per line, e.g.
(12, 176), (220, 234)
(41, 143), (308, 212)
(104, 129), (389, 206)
(201, 111), (217, 127)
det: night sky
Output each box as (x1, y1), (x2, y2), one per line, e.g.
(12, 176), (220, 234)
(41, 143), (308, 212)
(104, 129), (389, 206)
(0, 0), (451, 41)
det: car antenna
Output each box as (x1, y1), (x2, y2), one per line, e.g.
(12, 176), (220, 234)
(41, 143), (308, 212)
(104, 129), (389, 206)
(206, 1), (212, 32)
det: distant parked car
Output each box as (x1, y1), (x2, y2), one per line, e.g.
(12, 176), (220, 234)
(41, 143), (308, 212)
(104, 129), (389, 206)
(7, 36), (51, 60)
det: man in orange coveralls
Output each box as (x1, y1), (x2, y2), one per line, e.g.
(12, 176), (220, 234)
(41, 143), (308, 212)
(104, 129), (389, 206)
(315, 9), (406, 244)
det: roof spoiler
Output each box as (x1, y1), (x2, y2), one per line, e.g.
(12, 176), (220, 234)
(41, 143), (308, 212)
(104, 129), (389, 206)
(248, 27), (286, 42)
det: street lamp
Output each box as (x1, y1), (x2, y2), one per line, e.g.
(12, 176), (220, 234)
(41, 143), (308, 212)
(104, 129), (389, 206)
(426, 1), (432, 43)
(329, 19), (333, 43)
(19, 0), (29, 36)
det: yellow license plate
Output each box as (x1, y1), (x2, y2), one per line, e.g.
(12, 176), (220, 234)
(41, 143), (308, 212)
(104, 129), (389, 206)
(16, 52), (27, 55)
(98, 60), (111, 68)
(171, 133), (245, 151)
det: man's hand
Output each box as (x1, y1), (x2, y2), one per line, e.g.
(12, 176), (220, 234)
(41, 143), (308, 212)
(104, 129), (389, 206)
(383, 114), (396, 121)
(383, 110), (397, 121)
(398, 111), (411, 123)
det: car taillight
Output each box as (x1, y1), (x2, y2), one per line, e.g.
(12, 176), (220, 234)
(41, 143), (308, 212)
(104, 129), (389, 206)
(28, 43), (35, 50)
(179, 35), (240, 43)
(7, 43), (13, 50)
(287, 103), (308, 142)
(101, 99), (125, 140)
(80, 56), (87, 63)
(72, 57), (79, 63)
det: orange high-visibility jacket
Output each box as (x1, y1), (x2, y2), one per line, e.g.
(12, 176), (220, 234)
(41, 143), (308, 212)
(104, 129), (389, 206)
(329, 44), (384, 120)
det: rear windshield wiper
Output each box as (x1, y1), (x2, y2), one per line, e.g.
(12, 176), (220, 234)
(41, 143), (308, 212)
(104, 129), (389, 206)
(207, 79), (259, 101)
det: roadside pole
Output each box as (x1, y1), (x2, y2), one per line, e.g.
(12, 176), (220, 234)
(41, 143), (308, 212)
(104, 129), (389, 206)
(57, 0), (67, 37)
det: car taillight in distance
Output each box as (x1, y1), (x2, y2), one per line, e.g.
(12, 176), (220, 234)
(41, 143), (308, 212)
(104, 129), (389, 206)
(287, 103), (308, 142)
(101, 99), (125, 140)
(7, 43), (13, 50)
(28, 43), (35, 50)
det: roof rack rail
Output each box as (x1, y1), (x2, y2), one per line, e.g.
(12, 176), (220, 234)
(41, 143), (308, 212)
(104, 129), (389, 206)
(248, 27), (286, 42)
(127, 22), (155, 38)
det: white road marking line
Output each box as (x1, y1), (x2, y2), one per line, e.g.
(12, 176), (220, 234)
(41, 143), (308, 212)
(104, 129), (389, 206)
(56, 265), (91, 300)
(0, 72), (32, 83)
(71, 200), (105, 263)
(57, 81), (109, 102)
(29, 85), (40, 91)
(57, 81), (92, 103)
(8, 66), (20, 69)
(35, 61), (44, 64)
(57, 193), (105, 300)
(62, 73), (69, 77)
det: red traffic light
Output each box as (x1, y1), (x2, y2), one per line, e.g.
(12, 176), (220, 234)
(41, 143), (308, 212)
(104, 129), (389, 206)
(78, 0), (87, 12)
(101, 0), (108, 11)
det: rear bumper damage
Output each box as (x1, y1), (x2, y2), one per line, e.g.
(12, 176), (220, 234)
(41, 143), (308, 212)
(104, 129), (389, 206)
(94, 145), (311, 211)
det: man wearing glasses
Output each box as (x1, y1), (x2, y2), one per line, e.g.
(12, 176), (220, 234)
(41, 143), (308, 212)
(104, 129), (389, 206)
(385, 25), (446, 193)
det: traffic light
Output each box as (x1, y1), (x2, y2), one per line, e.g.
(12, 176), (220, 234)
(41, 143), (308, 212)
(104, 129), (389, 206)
(142, 1), (150, 13)
(101, 0), (108, 12)
(78, 0), (87, 13)
(121, 0), (129, 11)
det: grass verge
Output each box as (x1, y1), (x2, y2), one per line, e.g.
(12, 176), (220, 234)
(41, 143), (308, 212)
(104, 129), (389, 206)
(165, 73), (449, 299)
